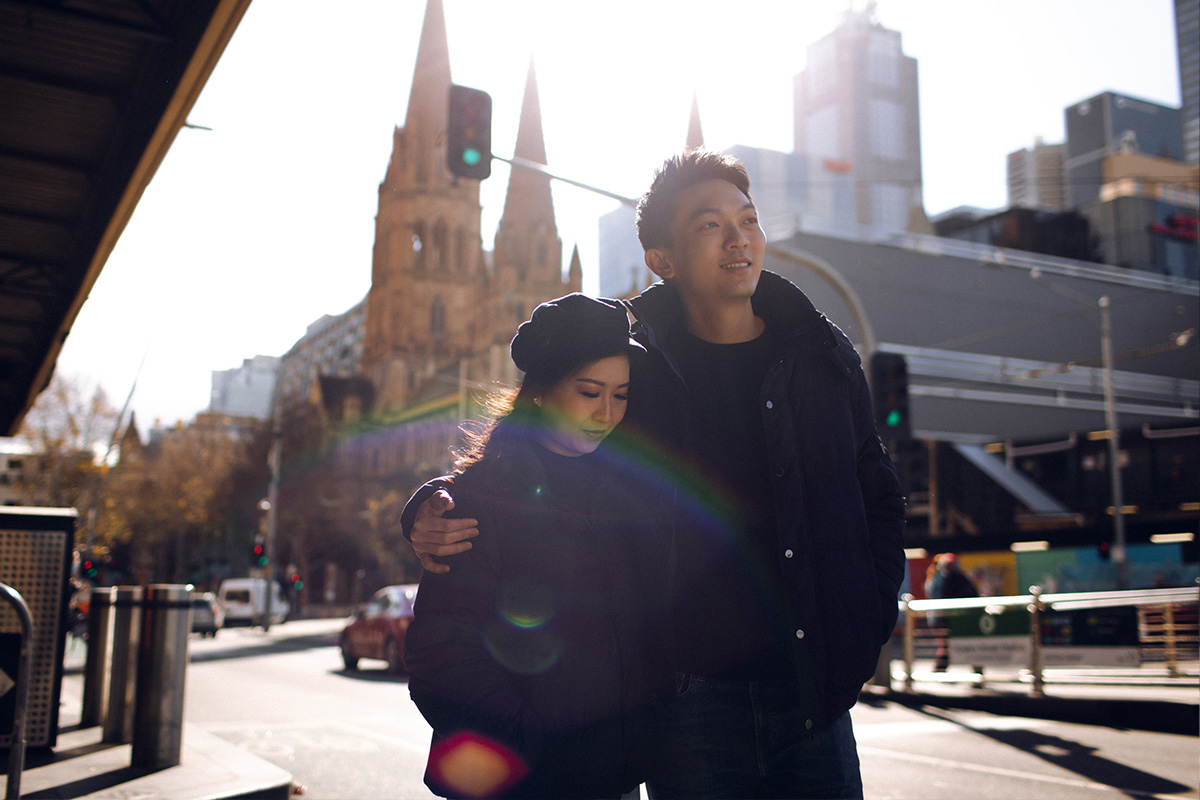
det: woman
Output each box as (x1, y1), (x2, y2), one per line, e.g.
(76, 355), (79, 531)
(405, 293), (671, 799)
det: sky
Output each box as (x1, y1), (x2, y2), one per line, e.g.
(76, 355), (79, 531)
(49, 0), (1183, 436)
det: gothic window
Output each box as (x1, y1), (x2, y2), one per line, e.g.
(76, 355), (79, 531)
(430, 295), (446, 335)
(411, 223), (425, 271)
(432, 221), (448, 271)
(537, 242), (547, 266)
(456, 228), (467, 272)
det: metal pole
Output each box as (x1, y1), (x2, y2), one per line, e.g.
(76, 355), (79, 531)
(901, 595), (915, 691)
(1099, 296), (1128, 589)
(1028, 587), (1045, 697)
(81, 586), (114, 726)
(131, 584), (192, 769)
(262, 409), (281, 631)
(102, 586), (141, 743)
(0, 582), (33, 800)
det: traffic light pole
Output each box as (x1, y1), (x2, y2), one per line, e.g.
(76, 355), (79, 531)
(261, 408), (281, 631)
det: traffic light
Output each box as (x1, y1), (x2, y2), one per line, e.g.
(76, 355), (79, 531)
(289, 572), (304, 591)
(251, 540), (268, 567)
(870, 352), (912, 446)
(1098, 541), (1111, 561)
(447, 84), (492, 180)
(82, 558), (98, 579)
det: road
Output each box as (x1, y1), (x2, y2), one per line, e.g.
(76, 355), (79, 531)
(183, 619), (1199, 800)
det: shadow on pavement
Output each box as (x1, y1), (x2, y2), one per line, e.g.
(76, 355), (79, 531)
(910, 705), (1192, 798)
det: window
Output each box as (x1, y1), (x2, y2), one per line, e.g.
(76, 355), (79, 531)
(411, 224), (425, 271)
(869, 100), (905, 160)
(867, 30), (900, 86)
(430, 295), (445, 335)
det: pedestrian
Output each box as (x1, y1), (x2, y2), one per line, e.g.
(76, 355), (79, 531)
(405, 149), (907, 799)
(403, 293), (671, 799)
(925, 553), (979, 672)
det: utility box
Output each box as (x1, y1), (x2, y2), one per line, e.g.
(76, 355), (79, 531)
(0, 507), (75, 749)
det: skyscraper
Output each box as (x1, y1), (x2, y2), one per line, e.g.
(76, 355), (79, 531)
(1176, 0), (1199, 164)
(1007, 138), (1067, 211)
(792, 2), (923, 232)
(1063, 91), (1183, 209)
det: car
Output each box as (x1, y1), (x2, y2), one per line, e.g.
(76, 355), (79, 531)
(339, 584), (419, 674)
(191, 591), (226, 637)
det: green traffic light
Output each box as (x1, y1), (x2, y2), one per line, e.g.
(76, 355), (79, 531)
(886, 409), (903, 428)
(463, 148), (482, 166)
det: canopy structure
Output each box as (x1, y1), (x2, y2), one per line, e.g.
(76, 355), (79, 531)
(0, 0), (253, 435)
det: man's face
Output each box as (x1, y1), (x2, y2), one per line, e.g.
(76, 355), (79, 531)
(645, 178), (766, 307)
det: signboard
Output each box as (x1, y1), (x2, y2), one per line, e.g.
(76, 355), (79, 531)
(946, 605), (1141, 668)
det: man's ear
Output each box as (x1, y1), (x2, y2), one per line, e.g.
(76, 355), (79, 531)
(645, 248), (674, 280)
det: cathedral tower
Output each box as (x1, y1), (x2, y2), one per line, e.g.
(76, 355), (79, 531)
(364, 0), (489, 413)
(491, 58), (580, 327)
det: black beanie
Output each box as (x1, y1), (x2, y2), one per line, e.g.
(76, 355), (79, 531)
(510, 293), (645, 383)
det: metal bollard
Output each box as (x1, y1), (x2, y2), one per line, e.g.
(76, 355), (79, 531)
(102, 586), (141, 744)
(130, 584), (192, 770)
(81, 587), (114, 727)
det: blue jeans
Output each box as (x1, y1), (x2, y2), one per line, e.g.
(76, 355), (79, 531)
(646, 676), (862, 799)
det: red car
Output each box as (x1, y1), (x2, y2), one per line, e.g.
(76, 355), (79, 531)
(339, 584), (418, 674)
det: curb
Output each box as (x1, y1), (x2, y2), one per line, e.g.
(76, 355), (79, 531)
(881, 690), (1199, 736)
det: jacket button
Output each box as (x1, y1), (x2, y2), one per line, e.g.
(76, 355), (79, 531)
(784, 549), (793, 558)
(795, 629), (805, 639)
(765, 400), (774, 409)
(775, 467), (785, 478)
(805, 719), (814, 730)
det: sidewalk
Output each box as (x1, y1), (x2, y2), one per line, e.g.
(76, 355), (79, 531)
(7, 641), (1194, 800)
(3, 641), (294, 800)
(872, 660), (1200, 736)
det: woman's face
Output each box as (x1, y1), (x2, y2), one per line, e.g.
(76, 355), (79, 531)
(537, 354), (630, 457)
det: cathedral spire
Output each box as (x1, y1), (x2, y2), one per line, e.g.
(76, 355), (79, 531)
(687, 90), (704, 149)
(496, 57), (557, 264)
(405, 0), (452, 134)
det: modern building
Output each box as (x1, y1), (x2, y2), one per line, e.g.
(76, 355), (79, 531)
(276, 300), (365, 412)
(793, 1), (923, 232)
(210, 355), (279, 420)
(1064, 91), (1183, 209)
(933, 206), (1098, 264)
(1079, 150), (1200, 279)
(1176, 0), (1199, 164)
(1007, 138), (1067, 212)
(0, 443), (40, 506)
(597, 204), (648, 299)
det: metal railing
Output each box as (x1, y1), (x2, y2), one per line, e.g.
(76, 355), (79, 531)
(898, 585), (1199, 696)
(0, 581), (33, 800)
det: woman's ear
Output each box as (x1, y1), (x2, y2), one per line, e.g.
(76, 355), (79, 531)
(645, 248), (674, 280)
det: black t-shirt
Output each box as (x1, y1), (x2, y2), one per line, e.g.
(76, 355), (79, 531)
(672, 328), (793, 680)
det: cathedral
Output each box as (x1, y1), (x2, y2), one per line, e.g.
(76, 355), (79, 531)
(363, 0), (580, 418)
(280, 0), (581, 484)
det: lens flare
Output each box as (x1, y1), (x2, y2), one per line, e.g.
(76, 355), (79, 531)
(427, 731), (528, 798)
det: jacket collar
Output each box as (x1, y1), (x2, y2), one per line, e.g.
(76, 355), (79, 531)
(626, 270), (840, 358)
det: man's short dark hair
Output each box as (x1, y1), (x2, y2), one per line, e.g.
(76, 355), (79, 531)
(636, 148), (753, 252)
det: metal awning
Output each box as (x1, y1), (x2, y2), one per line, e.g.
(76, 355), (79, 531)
(0, 0), (253, 435)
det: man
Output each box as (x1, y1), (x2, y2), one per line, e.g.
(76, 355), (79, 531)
(406, 149), (906, 798)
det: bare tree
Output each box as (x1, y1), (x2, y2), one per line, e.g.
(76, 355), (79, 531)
(13, 371), (118, 515)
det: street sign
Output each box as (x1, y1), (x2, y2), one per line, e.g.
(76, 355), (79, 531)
(945, 604), (1141, 668)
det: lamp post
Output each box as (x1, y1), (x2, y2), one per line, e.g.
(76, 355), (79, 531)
(1099, 296), (1127, 589)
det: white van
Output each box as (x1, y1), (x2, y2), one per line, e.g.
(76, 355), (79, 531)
(219, 577), (289, 626)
